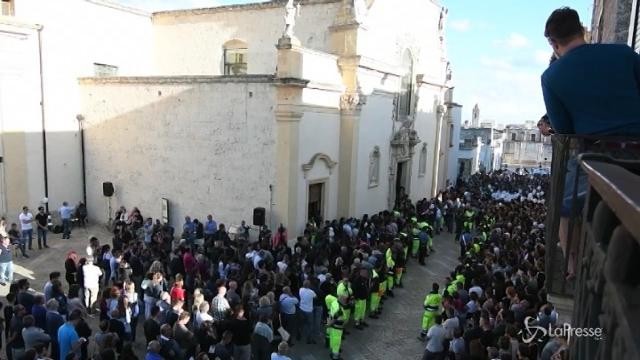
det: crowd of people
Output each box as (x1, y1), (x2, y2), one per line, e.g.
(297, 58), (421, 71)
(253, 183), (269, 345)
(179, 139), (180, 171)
(418, 171), (569, 360)
(0, 165), (569, 360)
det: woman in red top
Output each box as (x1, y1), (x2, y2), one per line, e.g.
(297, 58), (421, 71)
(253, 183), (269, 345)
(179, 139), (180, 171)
(170, 274), (185, 303)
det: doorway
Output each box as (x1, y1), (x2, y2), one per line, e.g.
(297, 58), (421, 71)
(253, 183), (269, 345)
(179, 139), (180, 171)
(308, 182), (324, 224)
(395, 161), (408, 206)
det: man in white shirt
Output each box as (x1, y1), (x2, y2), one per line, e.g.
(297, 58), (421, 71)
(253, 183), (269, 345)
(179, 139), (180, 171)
(298, 280), (316, 344)
(423, 315), (446, 360)
(18, 206), (34, 253)
(82, 257), (103, 313)
(468, 280), (484, 299)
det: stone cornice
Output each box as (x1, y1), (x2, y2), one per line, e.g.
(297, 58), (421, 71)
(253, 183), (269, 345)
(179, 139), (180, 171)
(79, 75), (301, 85)
(153, 0), (341, 18)
(0, 17), (42, 30)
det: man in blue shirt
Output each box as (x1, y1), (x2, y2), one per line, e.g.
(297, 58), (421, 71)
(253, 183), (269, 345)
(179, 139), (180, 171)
(58, 310), (85, 360)
(542, 7), (640, 278)
(204, 214), (217, 242)
(542, 7), (640, 135)
(58, 201), (75, 239)
(182, 216), (195, 245)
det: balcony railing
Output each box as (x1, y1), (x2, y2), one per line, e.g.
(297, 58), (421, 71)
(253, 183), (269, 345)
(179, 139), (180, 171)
(571, 158), (640, 360)
(545, 135), (640, 296)
(545, 134), (640, 359)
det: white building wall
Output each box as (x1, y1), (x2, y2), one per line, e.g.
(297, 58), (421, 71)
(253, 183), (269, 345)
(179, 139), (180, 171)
(1, 0), (152, 217)
(296, 106), (341, 232)
(152, 1), (341, 75)
(447, 104), (462, 184)
(80, 78), (276, 231)
(412, 85), (442, 200)
(0, 23), (42, 216)
(354, 93), (394, 216)
(360, 0), (443, 81)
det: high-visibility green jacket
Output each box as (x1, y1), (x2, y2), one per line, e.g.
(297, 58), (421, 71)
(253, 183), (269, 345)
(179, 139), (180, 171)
(337, 281), (352, 299)
(385, 248), (395, 268)
(424, 292), (442, 312)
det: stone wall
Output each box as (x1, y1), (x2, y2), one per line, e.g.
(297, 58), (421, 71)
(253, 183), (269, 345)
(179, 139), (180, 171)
(0, 0), (152, 218)
(80, 76), (277, 231)
(152, 1), (342, 75)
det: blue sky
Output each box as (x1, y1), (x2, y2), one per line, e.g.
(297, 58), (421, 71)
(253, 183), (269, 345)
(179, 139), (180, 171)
(443, 0), (592, 125)
(117, 0), (592, 124)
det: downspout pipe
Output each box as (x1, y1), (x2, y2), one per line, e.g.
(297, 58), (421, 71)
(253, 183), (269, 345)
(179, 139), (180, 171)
(77, 115), (87, 206)
(36, 24), (49, 213)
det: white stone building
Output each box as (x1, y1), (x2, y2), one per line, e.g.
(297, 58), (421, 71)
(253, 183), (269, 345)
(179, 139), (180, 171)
(456, 127), (504, 179)
(2, 0), (457, 236)
(0, 0), (152, 217)
(502, 124), (552, 170)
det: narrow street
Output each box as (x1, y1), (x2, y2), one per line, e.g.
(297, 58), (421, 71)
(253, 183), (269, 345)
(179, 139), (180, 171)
(291, 232), (459, 360)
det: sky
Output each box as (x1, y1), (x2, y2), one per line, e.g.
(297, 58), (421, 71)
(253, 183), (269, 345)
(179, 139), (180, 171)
(443, 0), (592, 125)
(116, 0), (593, 125)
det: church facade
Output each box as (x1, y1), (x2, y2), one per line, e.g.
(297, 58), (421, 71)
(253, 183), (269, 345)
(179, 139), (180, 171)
(1, 0), (459, 235)
(81, 0), (459, 234)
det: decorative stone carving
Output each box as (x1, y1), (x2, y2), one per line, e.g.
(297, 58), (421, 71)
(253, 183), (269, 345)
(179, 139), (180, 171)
(340, 92), (366, 111)
(301, 153), (337, 178)
(391, 127), (421, 161)
(368, 146), (380, 187)
(283, 0), (300, 39)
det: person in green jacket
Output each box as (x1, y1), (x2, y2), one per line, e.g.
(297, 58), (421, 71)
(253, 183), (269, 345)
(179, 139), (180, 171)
(385, 245), (395, 297)
(325, 293), (346, 360)
(419, 283), (443, 339)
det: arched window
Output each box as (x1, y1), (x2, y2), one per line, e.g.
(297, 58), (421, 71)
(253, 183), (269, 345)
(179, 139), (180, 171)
(223, 39), (248, 75)
(418, 143), (427, 177)
(398, 50), (414, 118)
(369, 146), (380, 187)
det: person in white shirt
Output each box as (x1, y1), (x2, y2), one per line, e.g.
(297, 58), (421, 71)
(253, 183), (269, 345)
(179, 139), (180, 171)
(271, 341), (293, 360)
(423, 315), (446, 359)
(82, 257), (103, 312)
(442, 309), (460, 340)
(298, 280), (316, 344)
(195, 302), (213, 328)
(18, 206), (34, 253)
(468, 280), (484, 299)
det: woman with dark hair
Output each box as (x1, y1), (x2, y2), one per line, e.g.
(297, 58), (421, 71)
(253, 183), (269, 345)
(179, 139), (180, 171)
(64, 251), (79, 287)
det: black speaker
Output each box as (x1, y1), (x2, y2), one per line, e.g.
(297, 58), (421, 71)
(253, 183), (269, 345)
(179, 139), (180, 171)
(253, 207), (265, 226)
(103, 182), (114, 197)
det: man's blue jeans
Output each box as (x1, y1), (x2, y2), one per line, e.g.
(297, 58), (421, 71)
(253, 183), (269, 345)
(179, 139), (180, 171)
(62, 219), (71, 239)
(21, 229), (32, 250)
(37, 228), (48, 248)
(0, 261), (13, 283)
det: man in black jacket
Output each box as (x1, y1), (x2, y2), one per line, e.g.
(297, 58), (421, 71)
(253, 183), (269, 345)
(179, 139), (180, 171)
(351, 268), (370, 330)
(143, 306), (162, 343)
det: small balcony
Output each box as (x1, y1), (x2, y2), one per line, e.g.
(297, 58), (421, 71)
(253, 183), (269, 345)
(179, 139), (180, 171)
(545, 135), (640, 359)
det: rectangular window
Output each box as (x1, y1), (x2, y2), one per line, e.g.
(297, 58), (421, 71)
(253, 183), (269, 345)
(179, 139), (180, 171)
(224, 48), (247, 75)
(1, 0), (14, 16)
(449, 124), (454, 147)
(511, 133), (517, 141)
(94, 63), (118, 77)
(530, 133), (536, 142)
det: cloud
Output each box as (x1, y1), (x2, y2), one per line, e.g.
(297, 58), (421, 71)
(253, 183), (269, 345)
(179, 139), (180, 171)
(479, 56), (514, 71)
(495, 32), (530, 49)
(115, 0), (223, 11)
(450, 19), (471, 32)
(454, 55), (546, 125)
(534, 50), (553, 66)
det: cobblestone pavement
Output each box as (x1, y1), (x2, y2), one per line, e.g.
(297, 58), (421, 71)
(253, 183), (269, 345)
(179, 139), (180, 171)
(290, 232), (460, 360)
(2, 225), (460, 360)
